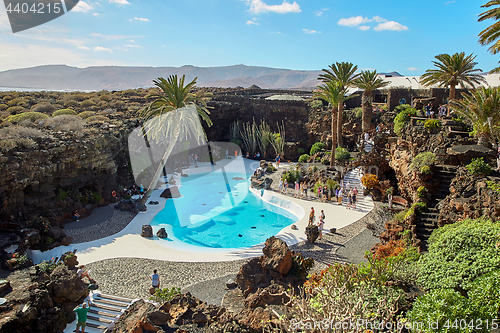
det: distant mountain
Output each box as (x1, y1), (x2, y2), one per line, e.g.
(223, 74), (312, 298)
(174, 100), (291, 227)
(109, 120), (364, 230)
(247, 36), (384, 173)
(0, 65), (323, 91)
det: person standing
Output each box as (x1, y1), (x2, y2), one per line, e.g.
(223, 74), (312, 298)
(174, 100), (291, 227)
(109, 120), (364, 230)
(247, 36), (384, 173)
(225, 149), (229, 159)
(317, 216), (325, 240)
(194, 154), (198, 166)
(150, 269), (160, 293)
(317, 185), (322, 200)
(74, 300), (91, 333)
(304, 182), (308, 198)
(308, 207), (315, 226)
(352, 187), (358, 209)
(388, 191), (393, 209)
(284, 179), (288, 194)
(278, 179), (283, 193)
(276, 154), (280, 169)
(337, 187), (343, 205)
(295, 181), (299, 198)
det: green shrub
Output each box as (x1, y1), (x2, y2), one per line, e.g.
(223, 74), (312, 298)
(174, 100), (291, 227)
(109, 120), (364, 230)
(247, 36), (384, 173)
(7, 112), (49, 123)
(298, 154), (310, 163)
(394, 210), (407, 222)
(320, 157), (329, 165)
(308, 165), (318, 173)
(282, 165), (301, 183)
(404, 208), (415, 220)
(86, 115), (110, 123)
(417, 186), (427, 198)
(308, 99), (322, 109)
(326, 179), (339, 191)
(32, 103), (56, 114)
(420, 165), (432, 175)
(310, 142), (326, 156)
(468, 269), (500, 321)
(99, 94), (111, 102)
(335, 147), (350, 160)
(412, 201), (427, 213)
(6, 106), (24, 114)
(91, 191), (102, 204)
(44, 236), (54, 245)
(407, 289), (479, 333)
(266, 165), (276, 173)
(313, 181), (324, 196)
(77, 111), (96, 119)
(394, 103), (413, 113)
(7, 98), (23, 107)
(393, 106), (418, 135)
(0, 103), (8, 111)
(486, 180), (500, 195)
(56, 189), (68, 201)
(52, 109), (77, 117)
(466, 157), (492, 176)
(80, 100), (95, 108)
(424, 119), (441, 131)
(150, 287), (181, 303)
(410, 152), (436, 173)
(354, 107), (362, 120)
(64, 100), (79, 107)
(297, 147), (305, 155)
(417, 217), (500, 292)
(73, 93), (88, 102)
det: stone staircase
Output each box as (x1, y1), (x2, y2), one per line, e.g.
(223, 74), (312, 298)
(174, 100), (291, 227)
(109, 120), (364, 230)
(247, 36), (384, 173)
(66, 292), (136, 333)
(415, 165), (456, 252)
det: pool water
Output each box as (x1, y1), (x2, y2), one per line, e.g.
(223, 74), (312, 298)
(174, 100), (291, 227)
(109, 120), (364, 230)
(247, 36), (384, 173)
(150, 171), (298, 248)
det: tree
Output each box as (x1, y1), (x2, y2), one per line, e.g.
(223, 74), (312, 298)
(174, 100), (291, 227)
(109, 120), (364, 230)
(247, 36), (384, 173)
(139, 75), (212, 203)
(314, 81), (348, 167)
(479, 0), (500, 73)
(419, 52), (486, 108)
(319, 62), (359, 147)
(353, 70), (389, 132)
(449, 86), (500, 145)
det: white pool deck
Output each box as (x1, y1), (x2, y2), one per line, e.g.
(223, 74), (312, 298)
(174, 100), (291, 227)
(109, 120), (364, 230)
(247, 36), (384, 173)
(30, 157), (374, 265)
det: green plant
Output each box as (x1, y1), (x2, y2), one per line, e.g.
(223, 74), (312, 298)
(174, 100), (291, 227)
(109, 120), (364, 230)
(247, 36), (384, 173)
(80, 100), (95, 108)
(320, 157), (329, 165)
(91, 191), (102, 204)
(468, 269), (500, 322)
(335, 147), (350, 160)
(266, 165), (276, 173)
(361, 173), (379, 189)
(308, 99), (323, 109)
(417, 186), (428, 198)
(32, 103), (56, 114)
(394, 210), (407, 222)
(407, 289), (480, 333)
(308, 165), (318, 173)
(466, 157), (492, 176)
(410, 152), (436, 173)
(56, 189), (68, 201)
(298, 154), (310, 163)
(149, 287), (181, 303)
(393, 106), (418, 135)
(486, 180), (500, 195)
(353, 107), (362, 120)
(386, 187), (394, 195)
(291, 252), (314, 278)
(44, 236), (54, 245)
(424, 119), (442, 130)
(326, 179), (339, 191)
(37, 260), (63, 273)
(0, 103), (8, 111)
(417, 217), (500, 292)
(52, 109), (77, 117)
(412, 201), (427, 213)
(7, 98), (23, 107)
(420, 165), (432, 175)
(7, 112), (49, 123)
(86, 115), (110, 123)
(78, 111), (96, 119)
(297, 147), (305, 155)
(404, 208), (415, 220)
(309, 142), (326, 156)
(313, 181), (324, 196)
(282, 165), (301, 184)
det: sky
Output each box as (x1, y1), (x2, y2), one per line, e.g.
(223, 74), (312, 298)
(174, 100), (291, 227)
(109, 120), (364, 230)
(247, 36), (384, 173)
(0, 0), (498, 76)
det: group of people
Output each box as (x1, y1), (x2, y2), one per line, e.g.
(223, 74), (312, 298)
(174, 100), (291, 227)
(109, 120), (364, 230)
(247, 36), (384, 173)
(425, 102), (448, 119)
(334, 186), (359, 209)
(308, 207), (325, 240)
(278, 179), (310, 198)
(123, 184), (145, 197)
(188, 154), (198, 166)
(244, 151), (261, 160)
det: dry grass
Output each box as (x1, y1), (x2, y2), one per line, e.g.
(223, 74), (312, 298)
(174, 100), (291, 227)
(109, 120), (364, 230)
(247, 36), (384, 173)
(42, 115), (85, 131)
(0, 125), (44, 152)
(32, 103), (56, 114)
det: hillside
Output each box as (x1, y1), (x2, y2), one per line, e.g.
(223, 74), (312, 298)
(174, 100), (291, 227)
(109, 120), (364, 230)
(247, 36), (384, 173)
(0, 64), (322, 91)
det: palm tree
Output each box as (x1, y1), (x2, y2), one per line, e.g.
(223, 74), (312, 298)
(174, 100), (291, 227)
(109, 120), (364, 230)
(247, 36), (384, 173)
(353, 70), (389, 132)
(314, 81), (349, 167)
(319, 62), (359, 147)
(139, 75), (212, 203)
(449, 86), (500, 146)
(419, 52), (486, 108)
(479, 1), (500, 72)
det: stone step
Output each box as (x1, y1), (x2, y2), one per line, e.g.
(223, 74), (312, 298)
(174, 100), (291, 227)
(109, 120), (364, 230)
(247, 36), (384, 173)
(89, 308), (120, 319)
(90, 302), (124, 313)
(98, 293), (134, 303)
(93, 297), (130, 308)
(73, 321), (108, 332)
(87, 314), (114, 325)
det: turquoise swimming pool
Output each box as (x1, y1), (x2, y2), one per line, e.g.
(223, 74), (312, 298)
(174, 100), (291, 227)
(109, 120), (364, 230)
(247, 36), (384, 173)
(150, 170), (298, 248)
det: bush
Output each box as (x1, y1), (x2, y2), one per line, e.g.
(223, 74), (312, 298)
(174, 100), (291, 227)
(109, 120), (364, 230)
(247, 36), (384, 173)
(99, 94), (111, 101)
(150, 287), (181, 303)
(320, 157), (329, 165)
(466, 157), (492, 176)
(335, 147), (350, 160)
(486, 180), (500, 195)
(266, 165), (276, 173)
(64, 100), (79, 107)
(7, 98), (23, 107)
(407, 289), (479, 333)
(7, 112), (49, 123)
(393, 106), (418, 135)
(354, 107), (362, 120)
(410, 152), (436, 173)
(468, 269), (500, 321)
(298, 154), (310, 163)
(372, 240), (408, 260)
(326, 179), (339, 191)
(80, 100), (95, 108)
(420, 165), (432, 175)
(308, 99), (323, 109)
(424, 119), (441, 131)
(417, 186), (427, 198)
(309, 142), (326, 156)
(282, 165), (301, 184)
(0, 103), (8, 111)
(56, 189), (68, 201)
(73, 93), (88, 102)
(308, 165), (318, 173)
(42, 115), (85, 131)
(417, 217), (500, 292)
(412, 201), (427, 213)
(6, 106), (24, 114)
(52, 109), (77, 117)
(77, 111), (96, 119)
(297, 147), (305, 155)
(394, 210), (407, 222)
(86, 115), (110, 123)
(32, 103), (56, 114)
(361, 173), (379, 189)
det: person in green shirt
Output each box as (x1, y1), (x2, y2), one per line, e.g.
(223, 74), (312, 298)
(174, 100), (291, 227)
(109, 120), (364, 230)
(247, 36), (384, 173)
(74, 300), (91, 333)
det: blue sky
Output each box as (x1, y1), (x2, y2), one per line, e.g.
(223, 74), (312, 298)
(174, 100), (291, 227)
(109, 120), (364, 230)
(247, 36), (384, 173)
(0, 0), (498, 75)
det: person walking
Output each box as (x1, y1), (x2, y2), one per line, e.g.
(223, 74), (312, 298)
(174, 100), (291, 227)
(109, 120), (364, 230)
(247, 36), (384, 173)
(308, 207), (315, 226)
(278, 179), (283, 193)
(317, 185), (322, 201)
(284, 179), (288, 194)
(295, 181), (300, 198)
(337, 187), (343, 205)
(74, 300), (91, 333)
(352, 187), (358, 209)
(150, 269), (160, 294)
(304, 182), (308, 198)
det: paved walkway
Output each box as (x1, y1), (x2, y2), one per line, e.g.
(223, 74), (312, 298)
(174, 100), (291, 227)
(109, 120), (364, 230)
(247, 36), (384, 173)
(28, 158), (373, 265)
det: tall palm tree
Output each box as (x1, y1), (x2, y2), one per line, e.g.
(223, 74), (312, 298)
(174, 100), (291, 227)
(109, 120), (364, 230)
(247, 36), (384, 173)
(419, 52), (486, 108)
(319, 62), (359, 147)
(353, 70), (389, 132)
(139, 75), (212, 203)
(314, 81), (349, 167)
(449, 86), (500, 146)
(479, 0), (500, 72)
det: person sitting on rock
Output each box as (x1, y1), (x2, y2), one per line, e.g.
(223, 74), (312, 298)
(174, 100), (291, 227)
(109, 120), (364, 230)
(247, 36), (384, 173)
(72, 210), (80, 221)
(77, 265), (95, 284)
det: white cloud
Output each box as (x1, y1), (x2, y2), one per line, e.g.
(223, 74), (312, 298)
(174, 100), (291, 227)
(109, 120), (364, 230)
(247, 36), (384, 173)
(338, 16), (371, 27)
(0, 7), (10, 32)
(359, 25), (370, 31)
(109, 0), (130, 4)
(445, 1), (455, 4)
(303, 28), (320, 34)
(93, 46), (113, 53)
(130, 17), (150, 22)
(124, 44), (140, 48)
(372, 16), (387, 23)
(93, 13), (100, 16)
(374, 21), (408, 31)
(406, 67), (419, 71)
(314, 8), (328, 16)
(78, 46), (90, 50)
(73, 1), (94, 12)
(246, 20), (259, 25)
(128, 39), (135, 42)
(90, 32), (146, 40)
(247, 0), (301, 14)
